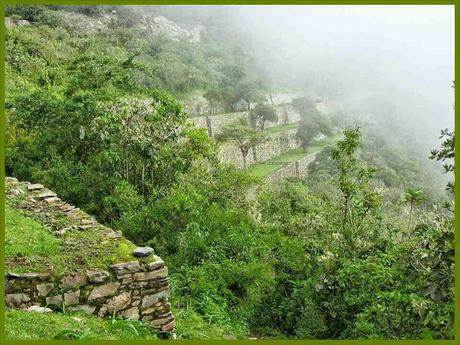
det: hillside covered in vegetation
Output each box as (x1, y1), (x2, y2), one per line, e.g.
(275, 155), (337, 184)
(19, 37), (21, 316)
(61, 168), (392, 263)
(4, 5), (455, 340)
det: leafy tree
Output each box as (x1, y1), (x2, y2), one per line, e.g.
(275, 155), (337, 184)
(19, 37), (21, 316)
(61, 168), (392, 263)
(234, 76), (265, 111)
(430, 128), (454, 193)
(296, 119), (320, 152)
(296, 107), (332, 152)
(403, 188), (425, 232)
(331, 128), (381, 248)
(203, 88), (223, 115)
(250, 103), (277, 130)
(216, 118), (265, 169)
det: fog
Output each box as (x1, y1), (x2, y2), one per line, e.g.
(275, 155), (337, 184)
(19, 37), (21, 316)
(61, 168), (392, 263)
(150, 5), (454, 155)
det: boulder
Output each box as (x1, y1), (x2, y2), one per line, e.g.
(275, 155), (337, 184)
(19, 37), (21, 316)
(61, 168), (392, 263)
(141, 290), (170, 309)
(36, 283), (54, 297)
(64, 290), (80, 306)
(60, 273), (88, 289)
(88, 282), (120, 300)
(134, 267), (168, 282)
(27, 305), (53, 313)
(6, 293), (31, 307)
(105, 292), (131, 313)
(146, 256), (165, 271)
(110, 261), (141, 277)
(37, 191), (57, 199)
(121, 306), (139, 320)
(27, 183), (44, 191)
(133, 247), (154, 257)
(86, 270), (109, 284)
(68, 305), (96, 315)
(46, 295), (63, 307)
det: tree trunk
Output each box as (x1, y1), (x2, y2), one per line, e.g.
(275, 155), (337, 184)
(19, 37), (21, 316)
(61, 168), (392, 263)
(242, 154), (247, 170)
(252, 144), (257, 163)
(205, 115), (213, 137)
(407, 202), (413, 233)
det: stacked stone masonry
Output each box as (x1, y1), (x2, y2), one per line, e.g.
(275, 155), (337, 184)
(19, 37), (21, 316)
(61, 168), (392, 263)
(5, 177), (175, 334)
(264, 151), (318, 185)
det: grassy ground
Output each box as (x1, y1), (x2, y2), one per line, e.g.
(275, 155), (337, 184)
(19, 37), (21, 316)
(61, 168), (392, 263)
(5, 205), (60, 264)
(265, 122), (299, 134)
(5, 310), (157, 340)
(248, 133), (342, 179)
(247, 163), (284, 179)
(4, 183), (155, 276)
(5, 308), (245, 340)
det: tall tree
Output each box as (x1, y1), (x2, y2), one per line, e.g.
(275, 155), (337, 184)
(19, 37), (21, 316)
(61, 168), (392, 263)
(250, 103), (277, 130)
(403, 188), (425, 232)
(216, 118), (265, 169)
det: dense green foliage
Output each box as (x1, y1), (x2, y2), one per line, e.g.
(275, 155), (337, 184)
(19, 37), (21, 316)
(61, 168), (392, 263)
(5, 6), (454, 340)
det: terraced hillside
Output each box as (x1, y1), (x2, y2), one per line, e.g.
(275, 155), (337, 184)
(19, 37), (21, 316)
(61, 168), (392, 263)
(5, 177), (175, 338)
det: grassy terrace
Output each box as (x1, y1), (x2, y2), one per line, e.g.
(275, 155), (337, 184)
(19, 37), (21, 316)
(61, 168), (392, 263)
(265, 122), (299, 134)
(191, 111), (247, 118)
(4, 182), (156, 276)
(5, 204), (139, 276)
(247, 163), (285, 179)
(5, 309), (157, 340)
(248, 133), (342, 179)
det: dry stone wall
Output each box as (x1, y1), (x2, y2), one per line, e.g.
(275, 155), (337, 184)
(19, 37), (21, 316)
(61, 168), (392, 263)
(191, 104), (301, 137)
(5, 178), (175, 335)
(264, 152), (318, 185)
(218, 128), (299, 168)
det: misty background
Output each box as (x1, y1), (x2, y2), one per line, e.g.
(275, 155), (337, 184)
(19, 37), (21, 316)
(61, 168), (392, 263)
(150, 5), (454, 155)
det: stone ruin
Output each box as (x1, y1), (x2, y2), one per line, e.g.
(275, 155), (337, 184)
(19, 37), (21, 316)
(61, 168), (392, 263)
(4, 177), (175, 335)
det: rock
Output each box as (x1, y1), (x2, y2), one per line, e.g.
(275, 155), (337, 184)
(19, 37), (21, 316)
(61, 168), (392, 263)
(27, 305), (53, 313)
(133, 247), (154, 257)
(6, 177), (18, 183)
(105, 292), (131, 313)
(122, 275), (133, 284)
(141, 290), (170, 309)
(161, 319), (176, 332)
(8, 188), (22, 195)
(54, 229), (66, 237)
(6, 272), (22, 278)
(88, 282), (120, 300)
(141, 314), (154, 322)
(64, 290), (80, 306)
(98, 305), (108, 317)
(110, 261), (141, 277)
(37, 190), (57, 199)
(78, 224), (96, 231)
(61, 205), (75, 212)
(21, 271), (52, 280)
(6, 293), (31, 307)
(36, 283), (54, 297)
(104, 230), (122, 239)
(60, 273), (88, 289)
(146, 256), (165, 271)
(151, 313), (173, 326)
(68, 305), (96, 315)
(71, 317), (83, 323)
(27, 183), (44, 191)
(134, 267), (168, 282)
(46, 295), (63, 307)
(45, 197), (61, 204)
(86, 270), (109, 284)
(121, 307), (139, 320)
